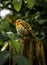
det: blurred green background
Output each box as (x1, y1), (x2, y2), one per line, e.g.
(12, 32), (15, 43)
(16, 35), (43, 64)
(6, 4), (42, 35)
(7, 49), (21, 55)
(0, 0), (47, 65)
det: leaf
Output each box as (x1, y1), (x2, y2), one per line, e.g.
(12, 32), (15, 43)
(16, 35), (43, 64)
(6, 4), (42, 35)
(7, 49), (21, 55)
(0, 51), (10, 65)
(13, 0), (22, 12)
(38, 19), (46, 24)
(12, 55), (30, 65)
(38, 32), (45, 40)
(0, 40), (2, 45)
(0, 20), (10, 31)
(11, 39), (22, 54)
(27, 0), (35, 9)
(7, 33), (21, 53)
(44, 0), (47, 2)
(36, 0), (42, 3)
(11, 40), (21, 53)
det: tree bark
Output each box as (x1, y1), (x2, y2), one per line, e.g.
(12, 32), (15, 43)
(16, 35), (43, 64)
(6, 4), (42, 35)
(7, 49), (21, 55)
(22, 38), (46, 65)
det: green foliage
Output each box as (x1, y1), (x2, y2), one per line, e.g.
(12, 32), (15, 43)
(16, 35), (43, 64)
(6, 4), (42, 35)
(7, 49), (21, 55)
(7, 33), (22, 53)
(12, 0), (22, 12)
(26, 0), (35, 9)
(12, 55), (30, 65)
(0, 51), (10, 65)
(12, 0), (36, 11)
(45, 0), (47, 2)
(0, 19), (10, 31)
(0, 0), (47, 65)
(38, 19), (46, 24)
(11, 39), (22, 54)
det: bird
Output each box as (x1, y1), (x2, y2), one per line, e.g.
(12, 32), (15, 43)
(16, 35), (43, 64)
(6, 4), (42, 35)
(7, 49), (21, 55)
(7, 15), (36, 38)
(16, 19), (32, 38)
(15, 19), (39, 40)
(7, 16), (39, 40)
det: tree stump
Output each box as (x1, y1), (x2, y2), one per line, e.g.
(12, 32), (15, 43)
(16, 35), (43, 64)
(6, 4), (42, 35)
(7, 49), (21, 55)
(21, 38), (46, 65)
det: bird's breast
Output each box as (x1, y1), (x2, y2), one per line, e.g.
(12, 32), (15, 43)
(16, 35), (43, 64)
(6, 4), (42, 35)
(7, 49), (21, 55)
(16, 24), (28, 36)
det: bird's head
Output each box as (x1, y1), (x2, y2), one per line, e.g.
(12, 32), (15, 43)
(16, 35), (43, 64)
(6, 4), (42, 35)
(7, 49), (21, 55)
(16, 19), (23, 29)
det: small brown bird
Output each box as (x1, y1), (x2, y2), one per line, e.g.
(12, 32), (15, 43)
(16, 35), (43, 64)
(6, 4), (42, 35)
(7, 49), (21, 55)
(16, 19), (39, 40)
(16, 19), (33, 38)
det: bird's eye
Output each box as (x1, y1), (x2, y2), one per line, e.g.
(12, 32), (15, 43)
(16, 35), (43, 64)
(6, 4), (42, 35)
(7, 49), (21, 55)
(18, 20), (20, 22)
